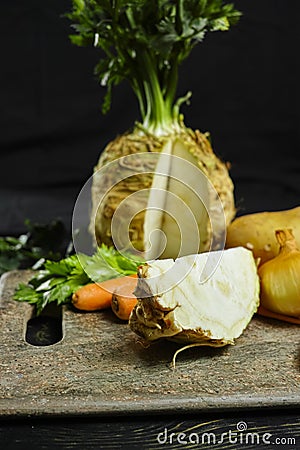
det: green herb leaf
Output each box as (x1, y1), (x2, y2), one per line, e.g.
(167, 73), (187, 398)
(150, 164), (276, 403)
(13, 283), (42, 306)
(14, 244), (144, 314)
(66, 0), (241, 133)
(79, 244), (144, 282)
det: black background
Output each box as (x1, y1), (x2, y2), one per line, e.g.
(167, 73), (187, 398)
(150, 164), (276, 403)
(1, 0), (299, 237)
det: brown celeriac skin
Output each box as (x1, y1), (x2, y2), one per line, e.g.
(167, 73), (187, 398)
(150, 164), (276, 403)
(90, 128), (235, 257)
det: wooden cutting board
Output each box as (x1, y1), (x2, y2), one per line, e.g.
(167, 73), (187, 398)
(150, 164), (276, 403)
(0, 270), (299, 417)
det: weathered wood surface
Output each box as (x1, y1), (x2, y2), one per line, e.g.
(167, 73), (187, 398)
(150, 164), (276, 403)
(0, 270), (300, 418)
(1, 412), (300, 449)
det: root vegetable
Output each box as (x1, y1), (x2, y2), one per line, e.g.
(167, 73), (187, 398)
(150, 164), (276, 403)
(258, 229), (300, 318)
(72, 283), (112, 311)
(226, 206), (300, 265)
(91, 132), (235, 259)
(72, 275), (137, 311)
(111, 282), (138, 321)
(129, 247), (260, 345)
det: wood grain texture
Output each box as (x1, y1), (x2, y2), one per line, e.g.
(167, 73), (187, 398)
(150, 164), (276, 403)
(0, 270), (300, 419)
(1, 411), (300, 449)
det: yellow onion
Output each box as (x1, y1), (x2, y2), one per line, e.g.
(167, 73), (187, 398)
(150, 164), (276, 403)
(258, 228), (300, 317)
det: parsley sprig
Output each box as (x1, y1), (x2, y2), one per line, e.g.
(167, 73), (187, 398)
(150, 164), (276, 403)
(14, 245), (144, 314)
(66, 0), (241, 135)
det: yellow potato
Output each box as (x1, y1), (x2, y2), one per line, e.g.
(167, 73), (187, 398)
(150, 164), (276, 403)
(225, 206), (300, 265)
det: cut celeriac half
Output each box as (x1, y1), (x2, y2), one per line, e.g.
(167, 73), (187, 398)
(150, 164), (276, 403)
(143, 137), (210, 260)
(129, 247), (260, 346)
(91, 133), (230, 260)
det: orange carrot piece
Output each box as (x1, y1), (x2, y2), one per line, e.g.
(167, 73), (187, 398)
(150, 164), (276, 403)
(257, 305), (300, 325)
(72, 274), (137, 311)
(111, 280), (138, 321)
(72, 283), (112, 311)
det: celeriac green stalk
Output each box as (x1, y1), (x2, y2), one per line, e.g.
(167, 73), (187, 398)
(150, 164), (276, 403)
(67, 0), (241, 136)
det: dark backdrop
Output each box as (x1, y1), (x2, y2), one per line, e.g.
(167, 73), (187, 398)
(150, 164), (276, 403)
(1, 0), (299, 236)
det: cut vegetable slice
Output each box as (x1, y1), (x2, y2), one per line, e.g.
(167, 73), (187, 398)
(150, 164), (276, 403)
(129, 247), (260, 346)
(143, 137), (210, 260)
(90, 133), (229, 261)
